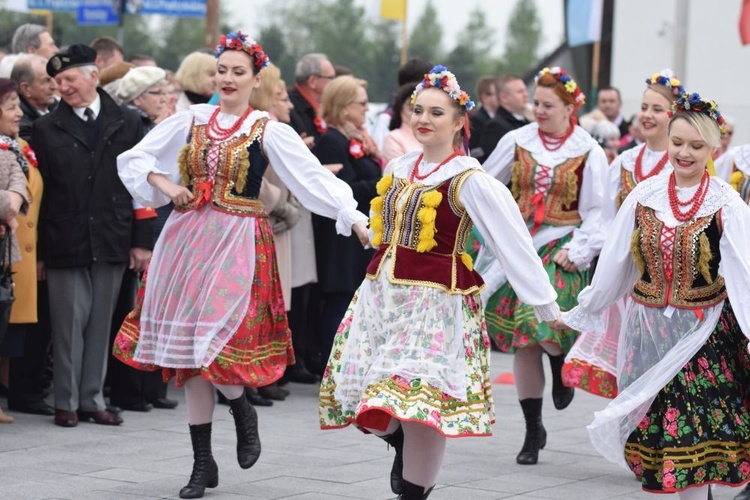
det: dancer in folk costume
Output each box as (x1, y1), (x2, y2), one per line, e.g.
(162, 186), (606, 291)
(478, 67), (609, 464)
(715, 144), (750, 204)
(561, 93), (750, 500)
(114, 32), (369, 499)
(563, 70), (684, 399)
(319, 66), (560, 500)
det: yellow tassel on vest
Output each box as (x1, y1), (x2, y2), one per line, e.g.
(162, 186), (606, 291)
(234, 147), (251, 193)
(630, 227), (646, 275)
(416, 190), (442, 253)
(697, 232), (713, 284)
(370, 213), (384, 246)
(369, 175), (393, 247)
(376, 174), (393, 195)
(460, 252), (474, 271)
(178, 145), (191, 185)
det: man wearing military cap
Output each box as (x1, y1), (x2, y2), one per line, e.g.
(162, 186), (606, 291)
(31, 44), (155, 428)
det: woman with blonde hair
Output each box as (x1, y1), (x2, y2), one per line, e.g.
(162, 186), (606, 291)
(561, 93), (750, 500)
(313, 75), (382, 372)
(174, 52), (216, 112)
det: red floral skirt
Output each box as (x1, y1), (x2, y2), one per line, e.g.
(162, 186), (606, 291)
(112, 218), (294, 388)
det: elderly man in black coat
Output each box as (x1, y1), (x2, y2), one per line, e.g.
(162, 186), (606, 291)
(31, 45), (154, 428)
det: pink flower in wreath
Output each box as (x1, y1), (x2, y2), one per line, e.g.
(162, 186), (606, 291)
(662, 473), (676, 489)
(665, 407), (679, 422)
(740, 461), (750, 477)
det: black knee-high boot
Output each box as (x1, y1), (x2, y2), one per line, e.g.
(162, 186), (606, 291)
(398, 479), (434, 499)
(548, 353), (575, 410)
(179, 423), (219, 499)
(379, 426), (404, 494)
(228, 394), (262, 469)
(517, 398), (546, 465)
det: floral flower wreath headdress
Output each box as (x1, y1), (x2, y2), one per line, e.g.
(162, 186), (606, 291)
(645, 68), (684, 96)
(215, 31), (270, 70)
(672, 92), (727, 135)
(411, 65), (475, 112)
(535, 67), (586, 106)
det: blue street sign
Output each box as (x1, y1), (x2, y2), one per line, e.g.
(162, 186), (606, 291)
(127, 0), (205, 18)
(27, 0), (77, 11)
(77, 0), (120, 26)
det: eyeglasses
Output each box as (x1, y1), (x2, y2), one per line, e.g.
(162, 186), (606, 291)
(147, 91), (168, 97)
(314, 74), (336, 80)
(350, 100), (368, 107)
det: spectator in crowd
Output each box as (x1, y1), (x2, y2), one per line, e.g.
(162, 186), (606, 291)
(381, 82), (421, 163)
(468, 76), (499, 161)
(11, 24), (58, 59)
(0, 78), (33, 424)
(288, 53), (336, 150)
(98, 61), (136, 105)
(10, 54), (57, 142)
(313, 76), (381, 375)
(163, 70), (180, 117)
(370, 57), (432, 150)
(91, 37), (125, 70)
(32, 44), (154, 428)
(129, 54), (157, 67)
(480, 75), (529, 161)
(713, 115), (733, 160)
(618, 114), (645, 153)
(588, 119), (621, 163)
(596, 86), (630, 138)
(174, 52), (216, 112)
(334, 65), (353, 77)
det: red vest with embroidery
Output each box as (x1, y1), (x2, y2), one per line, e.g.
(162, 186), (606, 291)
(366, 169), (484, 295)
(630, 204), (726, 309)
(509, 145), (588, 229)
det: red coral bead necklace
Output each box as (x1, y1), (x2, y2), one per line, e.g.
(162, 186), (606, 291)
(668, 170), (710, 222)
(206, 105), (253, 141)
(410, 151), (459, 182)
(634, 145), (669, 182)
(538, 123), (574, 152)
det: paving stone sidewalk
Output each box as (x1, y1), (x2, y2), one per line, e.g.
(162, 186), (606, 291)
(0, 351), (742, 499)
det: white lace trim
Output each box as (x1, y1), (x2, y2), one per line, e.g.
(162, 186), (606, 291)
(633, 175), (737, 219)
(562, 305), (606, 333)
(514, 123), (600, 158)
(189, 104), (270, 135)
(533, 301), (561, 322)
(391, 151), (482, 185)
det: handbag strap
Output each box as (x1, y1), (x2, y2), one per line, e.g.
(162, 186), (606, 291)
(1, 226), (11, 271)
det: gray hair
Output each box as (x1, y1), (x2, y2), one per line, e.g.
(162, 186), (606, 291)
(10, 54), (44, 86)
(295, 53), (328, 84)
(77, 65), (100, 85)
(12, 24), (47, 54)
(589, 119), (621, 141)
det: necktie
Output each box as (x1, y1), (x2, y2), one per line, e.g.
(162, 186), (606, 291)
(84, 107), (95, 123)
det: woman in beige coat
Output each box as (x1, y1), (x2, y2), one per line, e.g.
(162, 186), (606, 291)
(0, 78), (35, 424)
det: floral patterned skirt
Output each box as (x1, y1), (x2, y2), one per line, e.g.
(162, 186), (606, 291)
(319, 272), (495, 437)
(484, 235), (587, 353)
(112, 218), (294, 388)
(625, 303), (750, 493)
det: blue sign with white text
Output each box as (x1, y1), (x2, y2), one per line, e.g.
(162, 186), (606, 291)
(27, 0), (78, 11)
(77, 0), (120, 25)
(127, 0), (205, 18)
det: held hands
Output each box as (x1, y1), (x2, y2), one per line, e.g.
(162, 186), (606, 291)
(547, 317), (566, 332)
(553, 249), (579, 273)
(129, 247), (152, 273)
(352, 220), (371, 248)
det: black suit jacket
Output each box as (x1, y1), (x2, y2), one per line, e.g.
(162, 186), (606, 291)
(480, 106), (529, 163)
(288, 86), (323, 144)
(468, 106), (493, 162)
(31, 89), (154, 268)
(18, 95), (56, 142)
(312, 128), (380, 295)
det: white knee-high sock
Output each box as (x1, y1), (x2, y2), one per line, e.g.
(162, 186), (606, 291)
(401, 421), (446, 489)
(514, 345), (545, 399)
(214, 384), (245, 401)
(184, 377), (216, 425)
(677, 485), (708, 500)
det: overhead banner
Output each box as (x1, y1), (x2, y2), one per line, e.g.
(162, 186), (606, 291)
(126, 0), (205, 17)
(27, 0), (78, 10)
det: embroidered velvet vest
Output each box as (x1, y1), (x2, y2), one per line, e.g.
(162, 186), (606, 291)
(366, 169), (484, 295)
(175, 118), (269, 217)
(617, 168), (637, 209)
(509, 145), (587, 227)
(630, 204), (727, 309)
(730, 170), (750, 204)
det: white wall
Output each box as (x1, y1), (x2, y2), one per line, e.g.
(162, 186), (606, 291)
(612, 0), (750, 144)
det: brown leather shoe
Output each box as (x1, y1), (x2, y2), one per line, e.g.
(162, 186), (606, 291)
(54, 409), (79, 427)
(77, 409), (123, 426)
